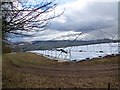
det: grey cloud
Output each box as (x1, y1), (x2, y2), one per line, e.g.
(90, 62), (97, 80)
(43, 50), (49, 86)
(48, 2), (118, 33)
(9, 1), (118, 42)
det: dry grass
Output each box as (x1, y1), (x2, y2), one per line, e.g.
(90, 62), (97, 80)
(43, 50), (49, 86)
(2, 52), (119, 88)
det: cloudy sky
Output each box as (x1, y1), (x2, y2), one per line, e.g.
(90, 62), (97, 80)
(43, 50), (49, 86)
(8, 0), (119, 42)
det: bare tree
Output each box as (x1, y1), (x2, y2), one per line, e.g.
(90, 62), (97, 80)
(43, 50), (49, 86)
(1, 0), (63, 41)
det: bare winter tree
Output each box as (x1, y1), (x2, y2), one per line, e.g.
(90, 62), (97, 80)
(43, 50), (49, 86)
(1, 0), (63, 41)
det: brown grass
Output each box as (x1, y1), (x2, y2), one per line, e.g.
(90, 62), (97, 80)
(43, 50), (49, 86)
(2, 52), (119, 88)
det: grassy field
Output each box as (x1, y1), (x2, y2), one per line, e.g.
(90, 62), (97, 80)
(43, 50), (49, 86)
(2, 52), (119, 88)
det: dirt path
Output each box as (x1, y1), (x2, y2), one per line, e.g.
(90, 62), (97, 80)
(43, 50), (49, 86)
(12, 62), (118, 77)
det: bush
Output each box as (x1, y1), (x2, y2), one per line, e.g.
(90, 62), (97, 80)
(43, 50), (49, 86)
(2, 41), (12, 54)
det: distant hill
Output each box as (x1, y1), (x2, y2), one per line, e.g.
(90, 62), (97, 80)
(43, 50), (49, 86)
(10, 39), (120, 52)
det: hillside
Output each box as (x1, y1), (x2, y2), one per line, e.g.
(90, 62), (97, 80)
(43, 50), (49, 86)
(2, 52), (119, 88)
(11, 39), (120, 52)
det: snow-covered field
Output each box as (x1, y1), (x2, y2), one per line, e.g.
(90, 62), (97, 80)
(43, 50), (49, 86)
(28, 42), (119, 61)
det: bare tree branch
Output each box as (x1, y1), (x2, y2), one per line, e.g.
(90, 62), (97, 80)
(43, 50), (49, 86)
(1, 0), (63, 40)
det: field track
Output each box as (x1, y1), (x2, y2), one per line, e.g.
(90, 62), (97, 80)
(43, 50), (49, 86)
(2, 53), (119, 88)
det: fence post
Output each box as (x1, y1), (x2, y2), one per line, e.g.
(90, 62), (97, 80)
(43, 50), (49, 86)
(108, 83), (110, 90)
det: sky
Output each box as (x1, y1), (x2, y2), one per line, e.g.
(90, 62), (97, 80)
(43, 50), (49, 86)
(8, 0), (119, 42)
